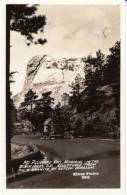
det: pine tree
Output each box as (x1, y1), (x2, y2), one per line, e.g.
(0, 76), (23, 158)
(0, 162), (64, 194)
(69, 74), (84, 111)
(24, 89), (38, 113)
(20, 89), (38, 134)
(104, 41), (120, 86)
(34, 91), (54, 127)
(6, 4), (46, 171)
(81, 50), (105, 117)
(94, 50), (105, 87)
(104, 41), (120, 126)
(85, 50), (105, 88)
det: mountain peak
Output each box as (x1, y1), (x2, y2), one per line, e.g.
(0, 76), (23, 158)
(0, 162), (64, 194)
(14, 55), (86, 108)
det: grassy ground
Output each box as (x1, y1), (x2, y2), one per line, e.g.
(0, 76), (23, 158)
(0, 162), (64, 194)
(7, 136), (120, 188)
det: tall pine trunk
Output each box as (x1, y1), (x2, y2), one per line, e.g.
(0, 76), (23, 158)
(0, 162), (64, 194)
(6, 5), (11, 174)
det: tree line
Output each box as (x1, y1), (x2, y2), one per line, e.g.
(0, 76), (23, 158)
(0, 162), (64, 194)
(17, 41), (120, 138)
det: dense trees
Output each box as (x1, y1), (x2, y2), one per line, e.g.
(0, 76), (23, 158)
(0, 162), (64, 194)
(20, 89), (38, 133)
(103, 41), (120, 127)
(18, 41), (120, 139)
(19, 90), (54, 133)
(16, 41), (120, 142)
(59, 41), (120, 137)
(72, 41), (120, 136)
(104, 41), (120, 104)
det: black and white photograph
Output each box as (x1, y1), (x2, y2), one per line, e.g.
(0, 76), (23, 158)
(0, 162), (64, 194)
(3, 1), (123, 189)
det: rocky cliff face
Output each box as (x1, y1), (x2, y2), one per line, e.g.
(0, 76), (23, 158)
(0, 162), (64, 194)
(14, 55), (86, 108)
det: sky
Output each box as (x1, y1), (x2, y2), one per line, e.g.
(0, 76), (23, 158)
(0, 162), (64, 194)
(10, 4), (120, 95)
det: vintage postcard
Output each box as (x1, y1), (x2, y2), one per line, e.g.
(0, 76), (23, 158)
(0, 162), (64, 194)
(0, 0), (126, 193)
